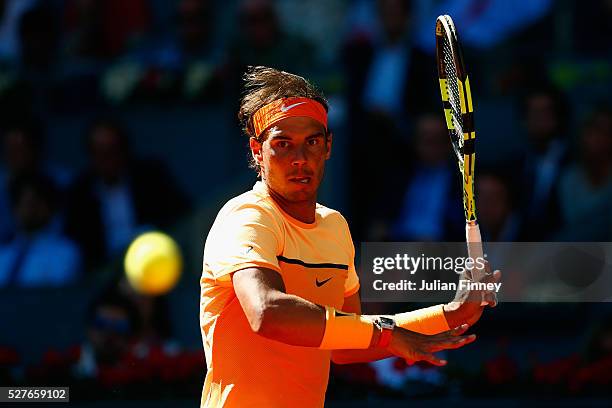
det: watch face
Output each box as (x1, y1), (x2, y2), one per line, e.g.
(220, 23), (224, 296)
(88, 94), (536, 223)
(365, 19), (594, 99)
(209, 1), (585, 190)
(379, 317), (395, 330)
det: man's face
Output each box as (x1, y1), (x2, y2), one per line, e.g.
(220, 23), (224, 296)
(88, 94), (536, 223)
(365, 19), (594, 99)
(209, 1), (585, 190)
(250, 116), (331, 203)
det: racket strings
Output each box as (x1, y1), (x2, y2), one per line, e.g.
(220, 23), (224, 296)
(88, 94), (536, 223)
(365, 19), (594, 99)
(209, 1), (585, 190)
(442, 36), (464, 165)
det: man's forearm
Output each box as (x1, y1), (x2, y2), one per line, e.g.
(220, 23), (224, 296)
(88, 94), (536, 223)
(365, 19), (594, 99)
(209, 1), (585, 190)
(234, 267), (377, 349)
(261, 303), (404, 364)
(252, 291), (379, 349)
(254, 292), (328, 346)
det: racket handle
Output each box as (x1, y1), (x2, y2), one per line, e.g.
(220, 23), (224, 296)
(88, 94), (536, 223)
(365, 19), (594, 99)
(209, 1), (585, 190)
(465, 222), (485, 281)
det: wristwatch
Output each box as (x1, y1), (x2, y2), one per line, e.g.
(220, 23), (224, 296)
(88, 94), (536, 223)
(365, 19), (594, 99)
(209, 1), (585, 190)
(374, 317), (395, 348)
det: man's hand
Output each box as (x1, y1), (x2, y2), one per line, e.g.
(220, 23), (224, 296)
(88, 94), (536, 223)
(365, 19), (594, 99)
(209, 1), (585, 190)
(443, 261), (502, 327)
(387, 324), (475, 366)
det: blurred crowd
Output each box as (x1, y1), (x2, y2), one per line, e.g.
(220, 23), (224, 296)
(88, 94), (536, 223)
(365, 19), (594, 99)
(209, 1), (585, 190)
(0, 0), (611, 402)
(0, 115), (190, 285)
(0, 282), (205, 400)
(0, 0), (610, 283)
(366, 89), (612, 243)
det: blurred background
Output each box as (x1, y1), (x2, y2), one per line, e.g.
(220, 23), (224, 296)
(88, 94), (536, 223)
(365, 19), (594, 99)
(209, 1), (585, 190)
(0, 0), (611, 406)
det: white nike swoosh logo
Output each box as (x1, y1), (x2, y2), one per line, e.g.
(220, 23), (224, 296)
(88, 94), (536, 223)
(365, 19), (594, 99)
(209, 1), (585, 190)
(280, 102), (307, 112)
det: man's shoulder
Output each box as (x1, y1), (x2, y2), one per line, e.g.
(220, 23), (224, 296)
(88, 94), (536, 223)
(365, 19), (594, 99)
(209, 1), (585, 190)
(215, 188), (279, 224)
(223, 186), (271, 209)
(316, 203), (349, 228)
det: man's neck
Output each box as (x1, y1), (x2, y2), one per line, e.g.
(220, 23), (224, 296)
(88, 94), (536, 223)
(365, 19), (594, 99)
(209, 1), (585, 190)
(264, 183), (317, 224)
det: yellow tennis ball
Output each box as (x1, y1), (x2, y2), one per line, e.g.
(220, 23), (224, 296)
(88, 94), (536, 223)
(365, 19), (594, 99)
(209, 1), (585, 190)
(124, 232), (182, 295)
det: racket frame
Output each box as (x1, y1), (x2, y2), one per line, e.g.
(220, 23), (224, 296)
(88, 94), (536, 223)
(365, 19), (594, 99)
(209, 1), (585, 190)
(435, 15), (485, 281)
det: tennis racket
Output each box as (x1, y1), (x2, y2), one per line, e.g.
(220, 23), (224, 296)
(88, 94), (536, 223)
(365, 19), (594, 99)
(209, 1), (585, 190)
(435, 15), (485, 282)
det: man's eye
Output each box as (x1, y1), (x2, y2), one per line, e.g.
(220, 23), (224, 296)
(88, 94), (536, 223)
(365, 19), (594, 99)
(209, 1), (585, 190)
(307, 138), (319, 146)
(278, 141), (290, 148)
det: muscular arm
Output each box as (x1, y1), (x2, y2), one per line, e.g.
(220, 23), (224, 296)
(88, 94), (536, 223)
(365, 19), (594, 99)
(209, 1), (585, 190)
(232, 266), (329, 346)
(232, 266), (470, 364)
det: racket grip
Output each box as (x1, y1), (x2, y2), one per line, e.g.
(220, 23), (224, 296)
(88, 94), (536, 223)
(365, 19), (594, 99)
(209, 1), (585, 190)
(465, 222), (485, 281)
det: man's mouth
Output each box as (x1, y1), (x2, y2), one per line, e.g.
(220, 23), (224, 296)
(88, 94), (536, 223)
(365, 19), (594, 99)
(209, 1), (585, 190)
(289, 176), (312, 184)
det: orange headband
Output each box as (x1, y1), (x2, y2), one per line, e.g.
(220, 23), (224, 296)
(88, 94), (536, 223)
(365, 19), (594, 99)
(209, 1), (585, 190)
(251, 97), (327, 138)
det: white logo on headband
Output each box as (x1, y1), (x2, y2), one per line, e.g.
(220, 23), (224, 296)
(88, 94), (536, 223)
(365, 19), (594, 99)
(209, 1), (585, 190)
(280, 102), (307, 112)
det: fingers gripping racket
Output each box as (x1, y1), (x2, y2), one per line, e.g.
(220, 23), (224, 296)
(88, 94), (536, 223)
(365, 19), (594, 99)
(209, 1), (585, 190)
(435, 15), (485, 282)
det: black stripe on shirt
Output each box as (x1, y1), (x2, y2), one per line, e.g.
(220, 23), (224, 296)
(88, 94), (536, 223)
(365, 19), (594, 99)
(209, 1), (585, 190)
(277, 255), (349, 270)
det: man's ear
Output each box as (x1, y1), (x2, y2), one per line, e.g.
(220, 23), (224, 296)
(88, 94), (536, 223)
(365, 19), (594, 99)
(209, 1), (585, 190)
(250, 137), (263, 165)
(325, 132), (333, 160)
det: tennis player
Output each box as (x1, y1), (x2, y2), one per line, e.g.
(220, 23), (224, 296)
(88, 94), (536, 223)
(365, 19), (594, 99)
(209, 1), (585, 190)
(200, 66), (500, 407)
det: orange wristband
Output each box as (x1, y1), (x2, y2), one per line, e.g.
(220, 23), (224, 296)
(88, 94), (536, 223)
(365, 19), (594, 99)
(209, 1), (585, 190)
(318, 306), (373, 350)
(394, 304), (450, 335)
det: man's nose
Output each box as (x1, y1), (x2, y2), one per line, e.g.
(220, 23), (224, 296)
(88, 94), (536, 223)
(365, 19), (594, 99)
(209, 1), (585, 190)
(291, 144), (307, 166)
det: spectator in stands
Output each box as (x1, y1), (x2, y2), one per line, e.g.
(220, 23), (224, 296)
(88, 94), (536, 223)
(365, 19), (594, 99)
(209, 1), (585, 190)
(74, 289), (140, 379)
(127, 0), (223, 102)
(0, 173), (81, 287)
(344, 0), (436, 120)
(168, 0), (216, 66)
(533, 314), (612, 395)
(518, 84), (569, 240)
(369, 356), (446, 396)
(118, 277), (173, 345)
(18, 4), (58, 73)
(573, 0), (612, 55)
(584, 315), (612, 363)
(558, 107), (612, 240)
(0, 116), (71, 242)
(170, 0), (223, 100)
(568, 315), (612, 394)
(65, 118), (189, 269)
(0, 0), (39, 63)
(0, 346), (19, 385)
(62, 0), (149, 61)
(225, 0), (316, 100)
(477, 169), (523, 242)
(71, 286), (202, 395)
(378, 112), (463, 241)
(343, 0), (437, 239)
